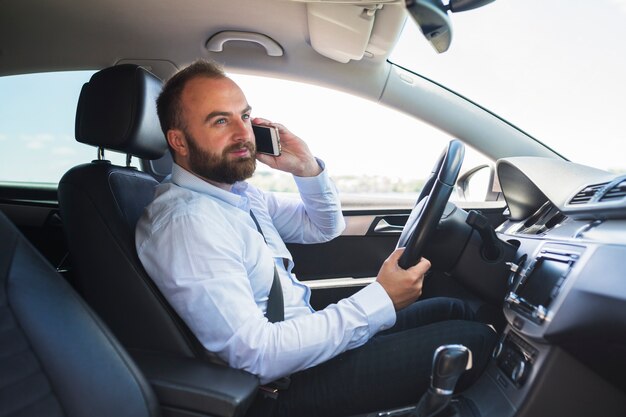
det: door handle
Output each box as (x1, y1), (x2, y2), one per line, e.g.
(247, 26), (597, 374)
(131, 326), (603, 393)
(373, 218), (404, 234)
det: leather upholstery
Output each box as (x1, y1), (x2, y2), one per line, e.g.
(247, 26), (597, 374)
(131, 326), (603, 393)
(58, 65), (206, 358)
(75, 64), (168, 159)
(0, 211), (159, 417)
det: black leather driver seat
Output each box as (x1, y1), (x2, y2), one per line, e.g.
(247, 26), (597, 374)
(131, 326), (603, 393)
(0, 210), (159, 417)
(57, 64), (205, 358)
(56, 65), (259, 417)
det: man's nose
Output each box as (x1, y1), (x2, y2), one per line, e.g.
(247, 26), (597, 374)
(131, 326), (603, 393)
(232, 119), (252, 142)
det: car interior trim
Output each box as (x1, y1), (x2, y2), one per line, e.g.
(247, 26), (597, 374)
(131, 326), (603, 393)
(304, 276), (376, 290)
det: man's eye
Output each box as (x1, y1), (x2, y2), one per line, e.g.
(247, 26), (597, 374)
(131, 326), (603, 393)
(215, 118), (226, 125)
(242, 114), (251, 120)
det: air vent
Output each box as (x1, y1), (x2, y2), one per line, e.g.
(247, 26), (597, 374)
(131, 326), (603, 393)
(514, 202), (567, 235)
(599, 180), (626, 202)
(569, 183), (607, 204)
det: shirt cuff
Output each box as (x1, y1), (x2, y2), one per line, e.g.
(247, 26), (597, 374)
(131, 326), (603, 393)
(351, 281), (396, 335)
(293, 158), (332, 195)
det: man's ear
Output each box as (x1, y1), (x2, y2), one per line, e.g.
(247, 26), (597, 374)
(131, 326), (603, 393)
(166, 129), (188, 158)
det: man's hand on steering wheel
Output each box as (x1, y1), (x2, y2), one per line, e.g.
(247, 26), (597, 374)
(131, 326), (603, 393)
(375, 140), (465, 311)
(376, 248), (431, 311)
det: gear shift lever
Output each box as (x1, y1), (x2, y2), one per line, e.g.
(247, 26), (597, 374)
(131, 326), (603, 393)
(411, 344), (472, 417)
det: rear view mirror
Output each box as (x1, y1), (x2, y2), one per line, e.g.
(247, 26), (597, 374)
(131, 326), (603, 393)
(405, 0), (496, 53)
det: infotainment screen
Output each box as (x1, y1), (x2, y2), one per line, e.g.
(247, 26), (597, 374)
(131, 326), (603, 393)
(517, 258), (569, 308)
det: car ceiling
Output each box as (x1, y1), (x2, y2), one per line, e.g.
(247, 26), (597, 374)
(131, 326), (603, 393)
(1, 0), (563, 162)
(0, 0), (405, 96)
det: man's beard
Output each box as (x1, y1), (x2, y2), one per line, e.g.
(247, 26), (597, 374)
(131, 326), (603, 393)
(185, 130), (256, 184)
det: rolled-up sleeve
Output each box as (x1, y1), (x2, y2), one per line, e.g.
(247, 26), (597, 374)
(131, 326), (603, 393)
(229, 282), (396, 384)
(265, 159), (346, 244)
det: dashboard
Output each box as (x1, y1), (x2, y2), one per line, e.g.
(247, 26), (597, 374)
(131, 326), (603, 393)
(463, 157), (626, 416)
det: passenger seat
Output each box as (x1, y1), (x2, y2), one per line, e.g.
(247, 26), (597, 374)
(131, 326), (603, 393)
(0, 210), (160, 417)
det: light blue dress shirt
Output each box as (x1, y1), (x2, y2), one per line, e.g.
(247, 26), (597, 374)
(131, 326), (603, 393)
(136, 162), (396, 383)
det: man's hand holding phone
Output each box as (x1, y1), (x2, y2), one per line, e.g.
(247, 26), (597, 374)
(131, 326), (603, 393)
(252, 118), (321, 177)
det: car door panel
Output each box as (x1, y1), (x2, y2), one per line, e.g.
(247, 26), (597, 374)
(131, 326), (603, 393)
(2, 179), (509, 312)
(0, 185), (68, 269)
(289, 213), (406, 280)
(290, 204), (507, 309)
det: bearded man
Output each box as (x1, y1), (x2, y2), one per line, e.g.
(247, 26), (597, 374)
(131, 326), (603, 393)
(136, 60), (496, 417)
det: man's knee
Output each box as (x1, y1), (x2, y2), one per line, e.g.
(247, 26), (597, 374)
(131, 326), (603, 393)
(417, 296), (476, 321)
(445, 320), (497, 368)
(451, 321), (498, 390)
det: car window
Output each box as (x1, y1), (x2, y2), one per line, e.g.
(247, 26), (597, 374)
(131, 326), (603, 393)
(0, 71), (127, 184)
(230, 73), (490, 208)
(390, 0), (626, 174)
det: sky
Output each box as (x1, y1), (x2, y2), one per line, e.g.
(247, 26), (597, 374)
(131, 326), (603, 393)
(1, 0), (625, 183)
(390, 0), (626, 172)
(0, 71), (126, 182)
(234, 0), (626, 177)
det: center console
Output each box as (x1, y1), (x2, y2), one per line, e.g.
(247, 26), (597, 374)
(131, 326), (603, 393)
(462, 241), (626, 417)
(493, 243), (583, 389)
(356, 239), (626, 417)
(505, 243), (581, 327)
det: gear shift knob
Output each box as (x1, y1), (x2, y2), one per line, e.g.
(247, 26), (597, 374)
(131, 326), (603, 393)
(431, 344), (472, 395)
(411, 344), (472, 417)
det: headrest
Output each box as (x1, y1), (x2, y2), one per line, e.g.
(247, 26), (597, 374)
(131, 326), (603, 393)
(75, 64), (168, 160)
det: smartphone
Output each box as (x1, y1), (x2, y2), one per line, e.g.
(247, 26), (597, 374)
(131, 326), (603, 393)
(253, 124), (281, 156)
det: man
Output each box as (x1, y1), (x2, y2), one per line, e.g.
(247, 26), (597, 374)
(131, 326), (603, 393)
(136, 60), (496, 417)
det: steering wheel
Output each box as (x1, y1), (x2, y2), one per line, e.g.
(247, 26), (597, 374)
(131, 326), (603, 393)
(397, 140), (465, 269)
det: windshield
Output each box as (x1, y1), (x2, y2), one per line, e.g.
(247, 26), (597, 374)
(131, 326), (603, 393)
(390, 0), (626, 174)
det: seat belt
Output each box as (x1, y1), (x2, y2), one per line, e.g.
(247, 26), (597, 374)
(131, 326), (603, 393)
(249, 210), (285, 323)
(248, 210), (292, 405)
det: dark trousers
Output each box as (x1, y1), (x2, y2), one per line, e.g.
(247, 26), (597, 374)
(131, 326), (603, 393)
(275, 297), (497, 417)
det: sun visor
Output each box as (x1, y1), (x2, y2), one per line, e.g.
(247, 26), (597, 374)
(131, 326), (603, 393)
(306, 2), (404, 63)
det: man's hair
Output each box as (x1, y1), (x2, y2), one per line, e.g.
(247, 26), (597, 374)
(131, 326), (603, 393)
(156, 59), (226, 137)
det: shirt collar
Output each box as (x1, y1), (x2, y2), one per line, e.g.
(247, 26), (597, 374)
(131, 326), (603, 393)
(170, 163), (249, 210)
